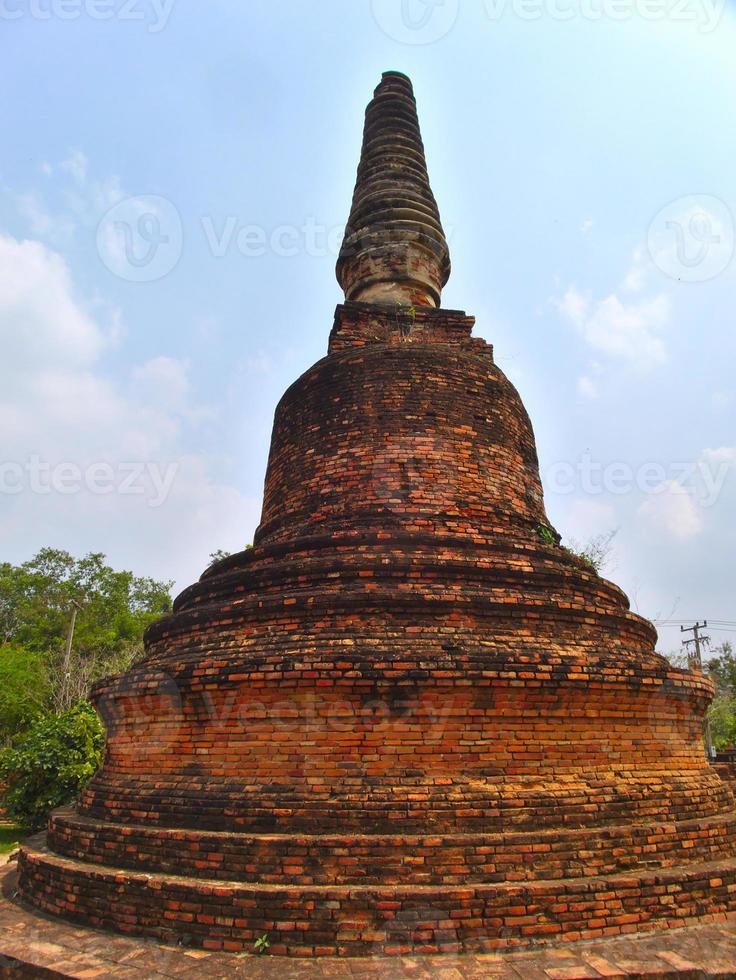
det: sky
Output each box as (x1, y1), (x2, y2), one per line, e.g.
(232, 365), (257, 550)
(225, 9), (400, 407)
(0, 0), (734, 657)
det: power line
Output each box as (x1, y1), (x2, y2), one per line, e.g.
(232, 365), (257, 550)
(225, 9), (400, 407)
(655, 619), (736, 628)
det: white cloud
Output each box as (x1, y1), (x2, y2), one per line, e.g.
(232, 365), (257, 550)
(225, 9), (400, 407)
(59, 150), (88, 186)
(556, 238), (673, 374)
(712, 390), (733, 412)
(557, 285), (669, 369)
(16, 193), (75, 244)
(621, 245), (648, 293)
(0, 234), (105, 369)
(133, 356), (191, 411)
(557, 286), (588, 325)
(577, 375), (597, 398)
(638, 480), (704, 541)
(0, 232), (259, 594)
(15, 151), (124, 246)
(580, 218), (594, 234)
(64, 172), (123, 222)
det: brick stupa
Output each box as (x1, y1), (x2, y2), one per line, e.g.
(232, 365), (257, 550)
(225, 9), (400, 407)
(19, 72), (736, 956)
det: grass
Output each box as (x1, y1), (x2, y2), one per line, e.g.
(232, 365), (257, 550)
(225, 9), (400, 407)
(0, 823), (23, 854)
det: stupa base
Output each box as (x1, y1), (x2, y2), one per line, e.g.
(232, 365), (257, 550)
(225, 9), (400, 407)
(6, 863), (736, 977)
(18, 808), (736, 956)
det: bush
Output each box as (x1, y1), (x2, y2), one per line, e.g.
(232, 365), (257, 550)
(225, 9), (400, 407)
(0, 644), (50, 745)
(0, 702), (105, 831)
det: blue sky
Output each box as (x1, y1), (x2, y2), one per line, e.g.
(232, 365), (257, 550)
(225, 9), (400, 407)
(1, 0), (734, 655)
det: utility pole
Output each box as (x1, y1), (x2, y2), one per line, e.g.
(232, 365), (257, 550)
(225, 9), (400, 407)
(60, 598), (82, 712)
(681, 621), (710, 670)
(682, 621), (714, 760)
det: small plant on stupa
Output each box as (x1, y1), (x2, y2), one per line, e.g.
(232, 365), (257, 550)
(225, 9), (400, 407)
(534, 522), (557, 546)
(254, 934), (271, 955)
(576, 552), (598, 573)
(564, 529), (618, 575)
(395, 302), (416, 337)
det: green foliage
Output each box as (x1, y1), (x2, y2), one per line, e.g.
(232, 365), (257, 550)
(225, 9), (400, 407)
(0, 550), (172, 823)
(707, 642), (736, 696)
(665, 650), (690, 671)
(0, 644), (49, 744)
(0, 702), (105, 831)
(706, 642), (736, 750)
(565, 529), (618, 574)
(708, 692), (736, 751)
(0, 824), (22, 855)
(0, 549), (173, 719)
(0, 548), (172, 659)
(254, 934), (271, 955)
(394, 302), (417, 336)
(535, 523), (557, 546)
(208, 546), (253, 570)
(207, 549), (232, 568)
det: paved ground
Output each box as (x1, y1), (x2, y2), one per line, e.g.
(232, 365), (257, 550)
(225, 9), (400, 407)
(2, 864), (736, 978)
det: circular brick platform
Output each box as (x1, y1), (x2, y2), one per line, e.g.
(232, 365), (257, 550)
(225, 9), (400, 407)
(3, 864), (736, 977)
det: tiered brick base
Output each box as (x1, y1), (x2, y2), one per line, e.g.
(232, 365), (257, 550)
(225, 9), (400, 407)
(18, 303), (735, 954)
(44, 808), (736, 884)
(6, 864), (736, 977)
(19, 835), (736, 954)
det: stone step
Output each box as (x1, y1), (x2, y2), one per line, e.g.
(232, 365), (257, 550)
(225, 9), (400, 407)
(48, 807), (736, 886)
(79, 769), (733, 834)
(6, 862), (736, 976)
(18, 836), (736, 955)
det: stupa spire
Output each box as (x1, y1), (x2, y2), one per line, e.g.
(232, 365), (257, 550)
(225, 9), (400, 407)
(336, 71), (451, 308)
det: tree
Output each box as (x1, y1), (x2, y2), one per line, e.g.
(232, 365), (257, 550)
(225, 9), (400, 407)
(661, 643), (736, 751)
(706, 641), (736, 696)
(0, 549), (173, 719)
(708, 692), (736, 751)
(705, 642), (736, 750)
(0, 645), (50, 745)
